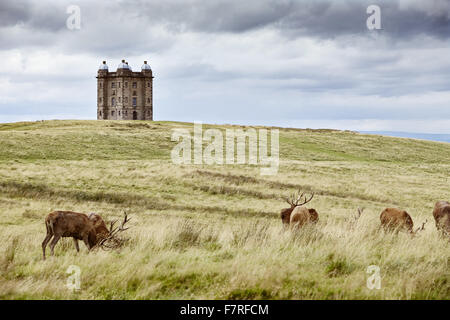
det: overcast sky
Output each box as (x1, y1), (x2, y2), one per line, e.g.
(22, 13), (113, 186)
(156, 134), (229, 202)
(0, 0), (449, 133)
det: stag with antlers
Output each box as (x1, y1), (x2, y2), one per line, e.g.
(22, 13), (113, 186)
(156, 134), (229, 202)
(280, 190), (318, 230)
(42, 211), (130, 259)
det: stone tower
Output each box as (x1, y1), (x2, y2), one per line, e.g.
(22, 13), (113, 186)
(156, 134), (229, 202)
(96, 59), (153, 120)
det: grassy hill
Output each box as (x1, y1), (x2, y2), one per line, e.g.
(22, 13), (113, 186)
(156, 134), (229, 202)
(0, 120), (448, 299)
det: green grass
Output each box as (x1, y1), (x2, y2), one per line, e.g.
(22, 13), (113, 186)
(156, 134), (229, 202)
(0, 120), (449, 300)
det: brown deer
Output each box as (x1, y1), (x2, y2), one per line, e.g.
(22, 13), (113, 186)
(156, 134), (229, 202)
(380, 208), (414, 234)
(280, 190), (317, 230)
(88, 212), (110, 240)
(42, 211), (129, 260)
(433, 201), (450, 237)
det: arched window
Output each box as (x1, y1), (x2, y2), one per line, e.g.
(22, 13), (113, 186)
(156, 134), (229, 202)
(112, 97), (116, 106)
(132, 97), (137, 107)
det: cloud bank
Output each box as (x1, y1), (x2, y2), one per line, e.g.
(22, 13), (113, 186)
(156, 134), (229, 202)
(0, 0), (449, 133)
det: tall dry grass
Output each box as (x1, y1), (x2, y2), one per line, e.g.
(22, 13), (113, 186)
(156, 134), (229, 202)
(0, 120), (448, 299)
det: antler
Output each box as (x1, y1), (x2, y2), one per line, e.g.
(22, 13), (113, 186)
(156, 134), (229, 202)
(285, 190), (314, 207)
(98, 212), (131, 250)
(354, 207), (364, 221)
(348, 207), (364, 229)
(414, 219), (427, 234)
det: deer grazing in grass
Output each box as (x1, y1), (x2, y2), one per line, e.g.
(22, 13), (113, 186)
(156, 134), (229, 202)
(380, 208), (414, 234)
(280, 190), (318, 230)
(433, 201), (450, 237)
(379, 208), (427, 236)
(42, 211), (130, 260)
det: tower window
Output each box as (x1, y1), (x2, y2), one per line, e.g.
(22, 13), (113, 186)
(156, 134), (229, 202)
(132, 91), (137, 96)
(125, 82), (128, 88)
(118, 82), (121, 88)
(112, 90), (116, 96)
(132, 97), (137, 107)
(112, 97), (116, 106)
(147, 82), (150, 87)
(147, 98), (150, 103)
(111, 111), (115, 116)
(132, 82), (137, 88)
(112, 82), (116, 88)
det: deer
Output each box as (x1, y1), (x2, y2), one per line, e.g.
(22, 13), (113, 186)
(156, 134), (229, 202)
(380, 208), (414, 234)
(280, 190), (318, 230)
(88, 212), (110, 240)
(42, 211), (130, 260)
(432, 201), (450, 237)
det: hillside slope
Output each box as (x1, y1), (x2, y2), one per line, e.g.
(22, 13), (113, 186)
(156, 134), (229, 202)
(0, 120), (448, 299)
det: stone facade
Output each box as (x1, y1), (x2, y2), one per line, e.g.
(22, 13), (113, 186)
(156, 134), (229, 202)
(97, 60), (153, 120)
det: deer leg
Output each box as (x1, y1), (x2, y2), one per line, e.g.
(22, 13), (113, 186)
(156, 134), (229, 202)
(82, 234), (91, 251)
(49, 234), (61, 257)
(73, 238), (80, 253)
(42, 233), (53, 260)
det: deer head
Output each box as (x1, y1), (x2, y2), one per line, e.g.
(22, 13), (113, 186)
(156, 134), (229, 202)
(96, 212), (131, 250)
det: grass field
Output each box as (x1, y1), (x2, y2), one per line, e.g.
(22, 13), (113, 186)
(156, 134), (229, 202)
(0, 120), (448, 300)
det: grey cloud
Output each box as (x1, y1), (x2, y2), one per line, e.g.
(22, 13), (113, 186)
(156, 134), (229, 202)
(0, 0), (30, 27)
(129, 0), (450, 39)
(127, 0), (293, 33)
(0, 0), (448, 53)
(0, 1), (67, 31)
